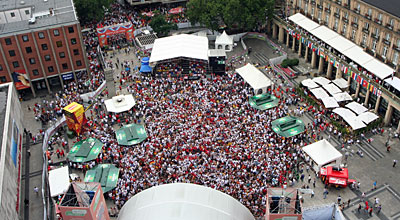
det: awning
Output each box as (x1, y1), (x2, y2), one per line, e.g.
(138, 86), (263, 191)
(323, 83), (342, 95)
(326, 35), (355, 53)
(301, 79), (320, 89)
(357, 111), (379, 124)
(345, 101), (368, 115)
(342, 46), (374, 66)
(310, 87), (330, 99)
(310, 26), (339, 42)
(333, 92), (352, 102)
(342, 116), (366, 130)
(384, 76), (400, 92)
(332, 78), (349, 89)
(290, 13), (320, 32)
(313, 76), (331, 86)
(361, 59), (394, 80)
(321, 97), (339, 108)
(333, 107), (357, 119)
(328, 177), (347, 186)
(289, 13), (307, 23)
(49, 166), (70, 197)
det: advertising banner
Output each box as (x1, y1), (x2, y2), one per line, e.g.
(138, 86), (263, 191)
(63, 102), (86, 135)
(12, 70), (30, 90)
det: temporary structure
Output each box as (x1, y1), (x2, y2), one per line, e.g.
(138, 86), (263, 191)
(104, 94), (136, 113)
(48, 166), (70, 197)
(236, 63), (273, 95)
(321, 97), (339, 108)
(357, 111), (379, 124)
(215, 31), (234, 52)
(332, 78), (349, 89)
(301, 78), (319, 89)
(323, 83), (342, 95)
(333, 92), (352, 102)
(302, 139), (342, 172)
(310, 87), (330, 99)
(345, 101), (368, 115)
(312, 76), (331, 86)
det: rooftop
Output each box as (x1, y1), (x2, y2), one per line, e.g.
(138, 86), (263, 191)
(0, 0), (78, 37)
(361, 0), (400, 18)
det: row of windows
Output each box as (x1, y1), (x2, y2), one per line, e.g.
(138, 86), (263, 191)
(4, 26), (74, 45)
(23, 47), (80, 56)
(0, 60), (82, 72)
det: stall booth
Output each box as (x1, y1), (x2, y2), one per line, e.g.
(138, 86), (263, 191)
(302, 139), (342, 172)
(236, 63), (273, 95)
(97, 22), (134, 47)
(320, 166), (356, 188)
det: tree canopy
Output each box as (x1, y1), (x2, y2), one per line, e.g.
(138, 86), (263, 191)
(74, 0), (114, 24)
(186, 0), (275, 31)
(149, 13), (178, 37)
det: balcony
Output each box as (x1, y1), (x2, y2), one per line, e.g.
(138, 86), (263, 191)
(371, 35), (380, 40)
(353, 8), (360, 14)
(311, 0), (316, 5)
(393, 44), (400, 52)
(362, 28), (369, 34)
(364, 14), (371, 20)
(317, 4), (323, 9)
(342, 18), (348, 23)
(343, 3), (349, 9)
(386, 23), (393, 30)
(334, 13), (340, 18)
(325, 8), (331, 13)
(374, 18), (382, 25)
(351, 22), (358, 28)
(383, 39), (391, 45)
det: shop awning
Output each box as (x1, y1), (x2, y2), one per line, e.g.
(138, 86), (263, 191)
(333, 92), (352, 102)
(357, 111), (379, 124)
(345, 101), (368, 115)
(384, 76), (400, 92)
(342, 46), (374, 67)
(313, 76), (331, 86)
(361, 59), (394, 80)
(289, 13), (307, 23)
(310, 87), (330, 99)
(310, 26), (339, 42)
(321, 97), (339, 108)
(332, 78), (349, 89)
(302, 78), (320, 89)
(323, 83), (342, 95)
(326, 35), (355, 53)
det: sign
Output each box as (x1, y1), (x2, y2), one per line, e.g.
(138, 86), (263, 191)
(62, 72), (74, 81)
(65, 209), (87, 216)
(12, 70), (30, 90)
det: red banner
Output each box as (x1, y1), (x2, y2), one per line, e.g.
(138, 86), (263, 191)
(12, 70), (30, 90)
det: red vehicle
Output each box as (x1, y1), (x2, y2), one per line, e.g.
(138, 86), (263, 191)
(320, 166), (356, 188)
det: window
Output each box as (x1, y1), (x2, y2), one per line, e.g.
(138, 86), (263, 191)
(362, 34), (367, 46)
(0, 76), (6, 83)
(318, 10), (322, 20)
(10, 12), (15, 17)
(353, 16), (358, 24)
(48, 66), (54, 72)
(22, 35), (29, 42)
(334, 18), (339, 30)
(378, 13), (382, 22)
(25, 10), (30, 15)
(59, 52), (65, 58)
(342, 23), (347, 35)
(385, 33), (391, 41)
(327, 3), (331, 9)
(73, 49), (79, 55)
(344, 11), (348, 19)
(71, 38), (77, 45)
(335, 8), (340, 14)
(38, 32), (45, 39)
(311, 7), (315, 17)
(382, 46), (388, 58)
(9, 50), (16, 57)
(390, 19), (395, 27)
(356, 4), (360, 12)
(41, 44), (48, 50)
(374, 28), (380, 37)
(62, 63), (68, 69)
(12, 61), (19, 68)
(76, 60), (82, 66)
(5, 38), (11, 45)
(371, 40), (377, 52)
(53, 29), (60, 36)
(298, 0), (302, 8)
(25, 47), (32, 53)
(0, 64), (2, 71)
(393, 51), (399, 65)
(367, 9), (372, 16)
(68, 27), (74, 33)
(44, 55), (51, 61)
(32, 69), (39, 76)
(29, 58), (35, 64)
(351, 29), (356, 40)
(305, 3), (308, 13)
(56, 41), (62, 47)
(325, 14), (329, 24)
(364, 22), (369, 29)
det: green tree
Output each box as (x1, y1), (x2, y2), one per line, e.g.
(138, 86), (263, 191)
(187, 0), (275, 31)
(74, 0), (114, 24)
(149, 13), (178, 37)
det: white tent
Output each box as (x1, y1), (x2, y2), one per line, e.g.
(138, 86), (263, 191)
(342, 46), (374, 66)
(236, 63), (273, 94)
(310, 87), (330, 99)
(289, 13), (320, 32)
(289, 13), (306, 23)
(301, 79), (319, 89)
(48, 166), (70, 197)
(332, 78), (349, 89)
(215, 31), (234, 52)
(333, 107), (357, 119)
(302, 139), (342, 172)
(345, 101), (368, 115)
(357, 111), (379, 124)
(313, 76), (331, 86)
(118, 183), (255, 220)
(323, 83), (342, 95)
(342, 116), (366, 130)
(384, 76), (400, 92)
(361, 59), (394, 80)
(310, 26), (339, 42)
(105, 94), (136, 113)
(149, 34), (209, 63)
(333, 92), (352, 102)
(321, 97), (339, 108)
(326, 35), (355, 53)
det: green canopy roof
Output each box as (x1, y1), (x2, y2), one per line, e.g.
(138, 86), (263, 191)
(84, 164), (119, 193)
(249, 93), (279, 110)
(68, 138), (103, 163)
(271, 116), (305, 137)
(116, 124), (148, 146)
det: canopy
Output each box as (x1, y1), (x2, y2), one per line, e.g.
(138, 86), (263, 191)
(67, 138), (103, 163)
(326, 166), (349, 179)
(116, 124), (148, 145)
(150, 34), (209, 63)
(326, 35), (355, 53)
(321, 97), (339, 108)
(289, 13), (307, 23)
(310, 87), (330, 99)
(342, 116), (366, 130)
(342, 46), (374, 66)
(357, 111), (379, 124)
(49, 166), (70, 197)
(302, 139), (342, 172)
(118, 183), (255, 220)
(345, 101), (368, 115)
(84, 164), (120, 193)
(323, 83), (342, 95)
(248, 93), (280, 110)
(333, 92), (352, 102)
(301, 79), (319, 89)
(236, 63), (272, 91)
(104, 94), (136, 113)
(289, 13), (319, 32)
(271, 116), (305, 137)
(215, 31), (233, 45)
(384, 76), (400, 92)
(361, 59), (394, 80)
(333, 107), (357, 119)
(332, 78), (349, 89)
(310, 26), (339, 42)
(313, 76), (331, 86)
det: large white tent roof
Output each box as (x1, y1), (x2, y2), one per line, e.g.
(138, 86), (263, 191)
(357, 111), (379, 124)
(150, 34), (209, 63)
(310, 26), (338, 42)
(342, 46), (374, 66)
(118, 183), (255, 220)
(313, 76), (331, 86)
(384, 76), (400, 92)
(49, 166), (70, 197)
(345, 101), (368, 115)
(333, 92), (352, 102)
(310, 87), (330, 99)
(289, 13), (306, 23)
(289, 13), (319, 31)
(215, 31), (233, 45)
(332, 78), (349, 89)
(326, 35), (355, 53)
(301, 78), (319, 89)
(236, 63), (272, 90)
(323, 83), (342, 95)
(321, 97), (339, 108)
(333, 107), (357, 119)
(361, 59), (394, 79)
(302, 139), (342, 167)
(333, 107), (366, 130)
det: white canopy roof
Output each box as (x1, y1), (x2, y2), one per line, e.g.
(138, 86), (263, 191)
(333, 107), (357, 118)
(357, 111), (379, 124)
(48, 166), (70, 197)
(150, 34), (209, 63)
(236, 63), (272, 90)
(326, 35), (355, 53)
(105, 94), (136, 113)
(323, 83), (342, 95)
(321, 97), (339, 108)
(313, 76), (331, 86)
(310, 87), (330, 99)
(301, 78), (320, 89)
(289, 13), (306, 23)
(342, 46), (374, 66)
(302, 139), (342, 168)
(384, 76), (400, 92)
(215, 31), (233, 45)
(333, 92), (353, 102)
(345, 101), (368, 115)
(361, 59), (394, 80)
(118, 183), (255, 220)
(332, 78), (349, 89)
(310, 26), (339, 42)
(289, 13), (319, 31)
(342, 116), (366, 130)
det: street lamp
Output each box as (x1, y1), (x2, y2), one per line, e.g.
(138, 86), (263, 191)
(386, 127), (392, 146)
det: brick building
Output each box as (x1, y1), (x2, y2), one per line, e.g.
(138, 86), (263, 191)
(0, 0), (88, 97)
